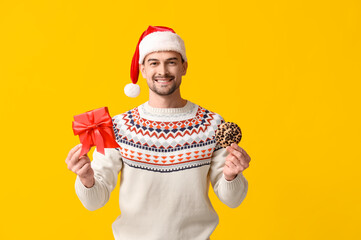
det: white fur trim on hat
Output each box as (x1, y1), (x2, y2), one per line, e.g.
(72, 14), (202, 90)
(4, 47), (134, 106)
(124, 83), (140, 98)
(138, 31), (187, 64)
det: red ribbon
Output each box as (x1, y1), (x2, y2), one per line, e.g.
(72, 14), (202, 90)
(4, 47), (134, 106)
(72, 107), (119, 156)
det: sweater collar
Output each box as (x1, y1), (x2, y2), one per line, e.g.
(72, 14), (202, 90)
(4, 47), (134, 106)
(139, 100), (198, 121)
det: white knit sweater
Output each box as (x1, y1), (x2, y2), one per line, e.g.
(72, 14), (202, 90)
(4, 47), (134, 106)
(75, 101), (248, 240)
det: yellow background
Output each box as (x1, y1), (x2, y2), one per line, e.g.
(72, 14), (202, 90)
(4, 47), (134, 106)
(0, 0), (360, 239)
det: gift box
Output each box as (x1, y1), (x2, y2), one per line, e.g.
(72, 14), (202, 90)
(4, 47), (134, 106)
(72, 107), (119, 156)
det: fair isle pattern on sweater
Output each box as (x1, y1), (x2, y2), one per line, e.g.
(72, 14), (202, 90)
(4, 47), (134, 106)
(112, 102), (224, 173)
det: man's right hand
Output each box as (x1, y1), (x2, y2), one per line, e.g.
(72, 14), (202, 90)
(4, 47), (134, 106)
(65, 144), (95, 188)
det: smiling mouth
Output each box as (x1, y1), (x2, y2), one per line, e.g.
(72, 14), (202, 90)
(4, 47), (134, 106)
(154, 77), (174, 83)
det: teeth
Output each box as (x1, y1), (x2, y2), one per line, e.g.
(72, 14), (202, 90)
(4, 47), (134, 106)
(156, 79), (171, 82)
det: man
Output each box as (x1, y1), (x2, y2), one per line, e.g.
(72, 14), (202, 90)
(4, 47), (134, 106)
(65, 25), (251, 240)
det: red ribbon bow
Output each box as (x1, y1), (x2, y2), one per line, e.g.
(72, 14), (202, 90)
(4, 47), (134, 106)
(72, 107), (119, 156)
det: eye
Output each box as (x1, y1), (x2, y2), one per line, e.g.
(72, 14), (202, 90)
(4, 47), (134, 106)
(150, 62), (158, 66)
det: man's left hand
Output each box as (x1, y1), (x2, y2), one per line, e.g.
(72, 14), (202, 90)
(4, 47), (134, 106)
(223, 143), (251, 181)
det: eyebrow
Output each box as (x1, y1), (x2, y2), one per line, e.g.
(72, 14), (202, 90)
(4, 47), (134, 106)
(166, 57), (179, 61)
(147, 57), (179, 62)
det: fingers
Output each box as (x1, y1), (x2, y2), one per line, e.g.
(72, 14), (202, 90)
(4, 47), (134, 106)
(225, 155), (237, 168)
(69, 147), (87, 165)
(68, 157), (91, 175)
(226, 145), (242, 160)
(226, 153), (248, 172)
(73, 159), (91, 176)
(230, 143), (242, 151)
(77, 162), (92, 177)
(66, 144), (90, 174)
(65, 144), (82, 164)
(233, 143), (251, 163)
(225, 144), (251, 175)
(70, 157), (87, 172)
(226, 144), (251, 164)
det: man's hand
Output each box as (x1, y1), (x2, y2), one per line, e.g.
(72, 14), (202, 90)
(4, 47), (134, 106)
(65, 144), (95, 188)
(223, 143), (251, 181)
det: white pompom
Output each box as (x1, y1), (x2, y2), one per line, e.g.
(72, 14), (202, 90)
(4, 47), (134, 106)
(124, 83), (140, 98)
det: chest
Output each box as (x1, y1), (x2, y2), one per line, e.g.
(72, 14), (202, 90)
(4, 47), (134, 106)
(113, 109), (218, 173)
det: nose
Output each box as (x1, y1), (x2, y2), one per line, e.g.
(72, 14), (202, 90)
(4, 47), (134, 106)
(157, 63), (168, 76)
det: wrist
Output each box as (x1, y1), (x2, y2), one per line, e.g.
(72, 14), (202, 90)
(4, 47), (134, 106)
(224, 174), (237, 181)
(79, 176), (95, 188)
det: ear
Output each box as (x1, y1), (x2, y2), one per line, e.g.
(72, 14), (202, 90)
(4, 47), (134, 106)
(182, 61), (188, 76)
(140, 64), (146, 78)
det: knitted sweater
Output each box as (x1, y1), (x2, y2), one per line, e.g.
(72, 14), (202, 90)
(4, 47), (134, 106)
(75, 101), (248, 240)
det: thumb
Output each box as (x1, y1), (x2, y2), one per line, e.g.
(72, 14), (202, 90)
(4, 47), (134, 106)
(79, 152), (89, 160)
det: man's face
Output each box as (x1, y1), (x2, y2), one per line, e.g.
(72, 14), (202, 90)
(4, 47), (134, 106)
(140, 51), (188, 96)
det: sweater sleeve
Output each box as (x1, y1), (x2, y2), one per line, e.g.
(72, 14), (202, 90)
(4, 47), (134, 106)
(209, 147), (248, 208)
(75, 148), (123, 211)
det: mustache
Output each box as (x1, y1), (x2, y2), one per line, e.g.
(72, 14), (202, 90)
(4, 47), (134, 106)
(153, 75), (175, 80)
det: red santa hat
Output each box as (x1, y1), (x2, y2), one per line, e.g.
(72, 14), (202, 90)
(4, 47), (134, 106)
(124, 25), (187, 98)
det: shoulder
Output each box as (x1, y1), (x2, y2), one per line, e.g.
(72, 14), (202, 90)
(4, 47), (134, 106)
(195, 103), (225, 127)
(111, 105), (142, 136)
(111, 105), (142, 138)
(112, 104), (142, 123)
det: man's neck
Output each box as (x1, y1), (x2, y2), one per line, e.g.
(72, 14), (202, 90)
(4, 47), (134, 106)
(148, 91), (187, 108)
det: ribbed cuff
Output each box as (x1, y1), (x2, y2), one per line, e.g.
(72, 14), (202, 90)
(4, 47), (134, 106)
(75, 176), (98, 197)
(221, 173), (246, 191)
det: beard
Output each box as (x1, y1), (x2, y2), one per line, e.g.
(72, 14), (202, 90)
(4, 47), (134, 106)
(148, 74), (180, 96)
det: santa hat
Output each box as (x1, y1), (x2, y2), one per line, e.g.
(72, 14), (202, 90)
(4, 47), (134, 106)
(124, 26), (187, 98)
